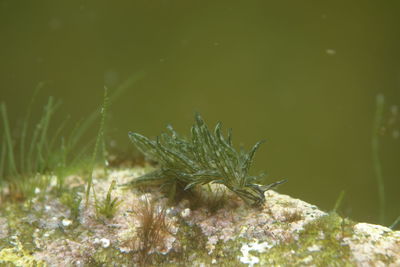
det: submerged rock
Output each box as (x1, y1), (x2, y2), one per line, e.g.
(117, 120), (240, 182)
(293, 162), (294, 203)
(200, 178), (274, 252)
(0, 167), (399, 266)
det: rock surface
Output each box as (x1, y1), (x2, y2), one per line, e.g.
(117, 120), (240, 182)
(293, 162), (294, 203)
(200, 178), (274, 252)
(0, 167), (399, 266)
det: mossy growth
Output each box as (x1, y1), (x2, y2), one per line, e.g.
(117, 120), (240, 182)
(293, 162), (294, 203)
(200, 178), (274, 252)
(257, 212), (356, 266)
(0, 236), (46, 266)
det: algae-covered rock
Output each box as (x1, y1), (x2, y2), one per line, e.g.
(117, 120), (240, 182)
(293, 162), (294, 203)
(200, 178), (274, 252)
(0, 167), (399, 266)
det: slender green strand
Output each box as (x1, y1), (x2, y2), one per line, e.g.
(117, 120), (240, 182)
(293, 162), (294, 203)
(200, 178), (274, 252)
(0, 135), (6, 180)
(66, 118), (84, 152)
(332, 190), (345, 213)
(85, 88), (109, 206)
(70, 73), (144, 151)
(36, 97), (58, 172)
(48, 115), (70, 154)
(372, 93), (385, 224)
(27, 109), (45, 174)
(0, 103), (18, 176)
(389, 215), (400, 230)
(20, 83), (42, 173)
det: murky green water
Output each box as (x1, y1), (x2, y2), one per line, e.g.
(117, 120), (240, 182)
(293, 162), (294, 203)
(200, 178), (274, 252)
(1, 1), (399, 225)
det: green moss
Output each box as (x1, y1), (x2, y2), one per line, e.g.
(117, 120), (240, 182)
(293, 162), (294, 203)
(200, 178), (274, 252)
(258, 212), (356, 266)
(85, 247), (132, 266)
(0, 237), (46, 267)
(159, 219), (209, 266)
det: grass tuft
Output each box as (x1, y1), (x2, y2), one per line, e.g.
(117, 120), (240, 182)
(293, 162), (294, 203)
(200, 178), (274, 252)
(134, 197), (171, 266)
(1, 74), (145, 202)
(94, 180), (122, 219)
(0, 93), (88, 200)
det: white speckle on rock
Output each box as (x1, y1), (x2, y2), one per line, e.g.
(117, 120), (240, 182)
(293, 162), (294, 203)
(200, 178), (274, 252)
(139, 193), (152, 202)
(302, 255), (313, 264)
(307, 244), (321, 252)
(62, 219), (73, 227)
(100, 238), (110, 248)
(181, 208), (191, 218)
(354, 223), (391, 240)
(159, 236), (176, 255)
(119, 247), (131, 253)
(239, 241), (274, 266)
(211, 258), (217, 264)
(206, 235), (219, 254)
(93, 238), (110, 248)
(344, 222), (400, 265)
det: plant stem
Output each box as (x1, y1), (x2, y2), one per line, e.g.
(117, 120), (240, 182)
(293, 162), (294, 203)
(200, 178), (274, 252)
(1, 103), (18, 177)
(372, 93), (385, 225)
(85, 87), (109, 206)
(389, 215), (400, 230)
(333, 190), (345, 213)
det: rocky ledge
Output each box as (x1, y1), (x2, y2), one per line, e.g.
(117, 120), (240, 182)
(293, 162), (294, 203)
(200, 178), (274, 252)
(0, 167), (399, 266)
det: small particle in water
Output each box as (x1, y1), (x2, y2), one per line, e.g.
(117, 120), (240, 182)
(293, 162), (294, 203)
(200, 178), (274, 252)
(49, 18), (62, 30)
(34, 187), (41, 194)
(392, 130), (399, 139)
(390, 105), (398, 115)
(326, 49), (336, 55)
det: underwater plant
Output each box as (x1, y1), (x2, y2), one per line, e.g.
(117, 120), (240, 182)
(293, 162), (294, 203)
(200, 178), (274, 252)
(94, 180), (122, 219)
(0, 87), (106, 201)
(125, 113), (285, 205)
(133, 198), (171, 266)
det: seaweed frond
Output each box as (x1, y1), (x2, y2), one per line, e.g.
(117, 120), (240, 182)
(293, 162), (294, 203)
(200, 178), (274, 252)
(134, 197), (171, 266)
(94, 180), (122, 219)
(126, 113), (285, 205)
(60, 189), (82, 220)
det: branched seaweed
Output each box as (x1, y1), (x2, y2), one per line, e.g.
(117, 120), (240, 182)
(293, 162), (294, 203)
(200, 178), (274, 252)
(134, 197), (171, 266)
(125, 113), (285, 205)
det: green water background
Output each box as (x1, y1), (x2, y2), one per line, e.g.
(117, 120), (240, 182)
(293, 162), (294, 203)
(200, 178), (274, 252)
(1, 1), (399, 225)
